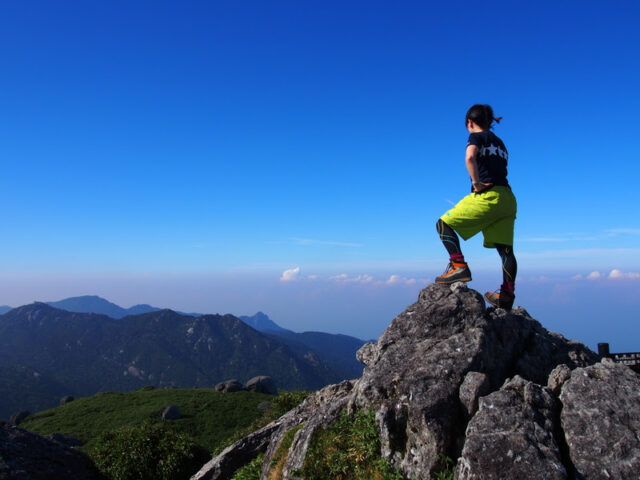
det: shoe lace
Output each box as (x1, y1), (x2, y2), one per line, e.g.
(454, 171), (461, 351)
(442, 261), (454, 275)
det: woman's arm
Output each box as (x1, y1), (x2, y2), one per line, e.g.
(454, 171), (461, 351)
(465, 145), (492, 193)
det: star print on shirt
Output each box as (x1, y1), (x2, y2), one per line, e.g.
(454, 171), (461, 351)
(481, 144), (508, 160)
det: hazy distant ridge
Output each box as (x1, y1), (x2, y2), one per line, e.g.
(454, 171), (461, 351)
(0, 303), (344, 419)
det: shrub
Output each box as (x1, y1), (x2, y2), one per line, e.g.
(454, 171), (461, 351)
(89, 422), (208, 480)
(298, 409), (404, 480)
(216, 390), (310, 455)
(230, 453), (264, 480)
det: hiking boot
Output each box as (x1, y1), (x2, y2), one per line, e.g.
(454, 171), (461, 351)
(484, 288), (515, 310)
(435, 261), (472, 284)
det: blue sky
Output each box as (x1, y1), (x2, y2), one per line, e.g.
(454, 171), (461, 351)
(1, 1), (638, 351)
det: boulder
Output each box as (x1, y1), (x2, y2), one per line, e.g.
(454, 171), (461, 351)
(245, 376), (277, 395)
(455, 376), (566, 479)
(214, 379), (244, 393)
(162, 405), (181, 421)
(60, 395), (74, 406)
(560, 359), (640, 479)
(9, 411), (31, 426)
(458, 371), (490, 419)
(0, 421), (103, 479)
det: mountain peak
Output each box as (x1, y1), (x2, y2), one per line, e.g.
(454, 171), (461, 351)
(239, 312), (290, 333)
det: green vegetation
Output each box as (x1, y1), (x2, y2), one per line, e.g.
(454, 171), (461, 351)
(230, 453), (265, 480)
(216, 390), (310, 454)
(432, 454), (455, 480)
(22, 387), (274, 452)
(267, 424), (303, 479)
(89, 422), (208, 480)
(20, 387), (311, 480)
(298, 409), (405, 480)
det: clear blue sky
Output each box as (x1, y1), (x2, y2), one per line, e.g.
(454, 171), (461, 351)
(1, 1), (638, 350)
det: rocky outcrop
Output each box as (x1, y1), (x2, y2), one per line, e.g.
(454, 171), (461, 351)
(455, 376), (566, 479)
(245, 376), (278, 395)
(191, 283), (639, 480)
(560, 359), (640, 479)
(0, 421), (103, 479)
(8, 411), (31, 426)
(214, 379), (244, 393)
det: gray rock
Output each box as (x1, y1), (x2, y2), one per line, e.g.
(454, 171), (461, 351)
(560, 359), (640, 479)
(60, 395), (74, 406)
(191, 284), (599, 480)
(9, 411), (31, 426)
(356, 341), (379, 366)
(0, 421), (103, 479)
(455, 376), (566, 480)
(348, 284), (593, 477)
(162, 405), (181, 420)
(245, 376), (277, 395)
(547, 364), (572, 394)
(214, 379), (244, 393)
(458, 371), (490, 419)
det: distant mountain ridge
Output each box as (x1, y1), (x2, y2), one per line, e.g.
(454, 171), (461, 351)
(46, 295), (161, 319)
(0, 297), (366, 419)
(39, 297), (365, 381)
(0, 303), (345, 419)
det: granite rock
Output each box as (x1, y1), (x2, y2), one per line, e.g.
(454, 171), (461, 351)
(560, 359), (640, 479)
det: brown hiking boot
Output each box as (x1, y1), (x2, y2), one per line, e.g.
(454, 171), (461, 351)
(484, 288), (515, 310)
(435, 261), (472, 284)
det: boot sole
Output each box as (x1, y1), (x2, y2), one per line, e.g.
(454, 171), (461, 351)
(484, 293), (513, 310)
(436, 276), (472, 284)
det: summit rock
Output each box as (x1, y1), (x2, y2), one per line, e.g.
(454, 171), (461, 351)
(191, 283), (640, 479)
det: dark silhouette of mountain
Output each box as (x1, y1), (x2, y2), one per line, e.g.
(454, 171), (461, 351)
(0, 303), (340, 419)
(38, 297), (366, 383)
(46, 295), (160, 319)
(0, 306), (11, 315)
(238, 312), (365, 381)
(266, 330), (365, 381)
(239, 312), (290, 333)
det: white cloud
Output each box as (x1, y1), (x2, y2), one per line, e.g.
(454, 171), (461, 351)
(606, 228), (640, 236)
(384, 275), (417, 286)
(587, 271), (601, 280)
(608, 269), (640, 280)
(280, 267), (301, 282)
(571, 274), (583, 280)
(307, 274), (318, 280)
(329, 273), (374, 284)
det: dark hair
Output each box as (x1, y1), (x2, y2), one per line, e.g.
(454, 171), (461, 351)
(465, 104), (502, 129)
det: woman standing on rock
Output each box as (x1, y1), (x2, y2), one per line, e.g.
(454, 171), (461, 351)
(434, 104), (517, 310)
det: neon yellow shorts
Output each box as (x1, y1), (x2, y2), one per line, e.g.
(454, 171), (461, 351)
(440, 186), (517, 248)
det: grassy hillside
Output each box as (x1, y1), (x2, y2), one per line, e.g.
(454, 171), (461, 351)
(22, 387), (276, 453)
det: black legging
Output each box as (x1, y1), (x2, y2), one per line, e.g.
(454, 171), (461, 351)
(436, 219), (462, 256)
(436, 219), (517, 287)
(496, 243), (517, 287)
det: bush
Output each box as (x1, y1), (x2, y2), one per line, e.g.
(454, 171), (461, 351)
(216, 390), (310, 455)
(298, 409), (404, 480)
(89, 422), (209, 480)
(230, 453), (264, 480)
